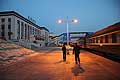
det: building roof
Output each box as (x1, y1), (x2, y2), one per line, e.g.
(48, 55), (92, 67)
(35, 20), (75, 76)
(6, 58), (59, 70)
(0, 11), (49, 32)
(39, 27), (49, 32)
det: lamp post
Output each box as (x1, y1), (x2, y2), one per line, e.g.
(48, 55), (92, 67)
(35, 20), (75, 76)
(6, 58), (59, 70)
(58, 17), (78, 54)
(66, 16), (69, 46)
(58, 16), (78, 46)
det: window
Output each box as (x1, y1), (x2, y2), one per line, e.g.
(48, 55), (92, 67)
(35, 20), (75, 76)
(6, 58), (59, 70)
(89, 39), (92, 43)
(25, 24), (27, 39)
(8, 32), (12, 35)
(1, 18), (5, 22)
(105, 35), (108, 43)
(8, 25), (11, 29)
(8, 18), (11, 22)
(112, 33), (117, 43)
(30, 26), (32, 35)
(8, 32), (12, 40)
(1, 32), (5, 37)
(17, 20), (20, 39)
(100, 36), (103, 43)
(28, 25), (30, 40)
(32, 27), (35, 35)
(96, 37), (98, 43)
(1, 25), (5, 38)
(21, 22), (24, 39)
(1, 24), (5, 30)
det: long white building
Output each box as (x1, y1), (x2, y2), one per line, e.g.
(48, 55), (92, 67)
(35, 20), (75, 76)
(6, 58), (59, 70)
(0, 11), (49, 48)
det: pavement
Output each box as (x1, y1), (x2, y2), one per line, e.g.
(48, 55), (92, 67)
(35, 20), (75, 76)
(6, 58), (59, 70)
(0, 47), (120, 80)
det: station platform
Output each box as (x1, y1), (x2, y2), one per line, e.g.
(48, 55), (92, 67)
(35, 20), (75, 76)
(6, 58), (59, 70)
(0, 48), (120, 80)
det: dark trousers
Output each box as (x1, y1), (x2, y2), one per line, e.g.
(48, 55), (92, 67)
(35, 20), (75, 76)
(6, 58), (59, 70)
(63, 52), (66, 61)
(75, 54), (80, 64)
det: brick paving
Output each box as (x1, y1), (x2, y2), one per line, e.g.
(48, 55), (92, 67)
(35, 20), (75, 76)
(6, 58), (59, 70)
(0, 47), (120, 80)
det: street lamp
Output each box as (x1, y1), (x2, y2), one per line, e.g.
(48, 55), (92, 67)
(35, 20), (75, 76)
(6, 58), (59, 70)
(57, 16), (78, 51)
(72, 19), (78, 23)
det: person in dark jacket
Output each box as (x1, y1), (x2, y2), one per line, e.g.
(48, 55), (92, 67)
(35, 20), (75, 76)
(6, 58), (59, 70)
(73, 43), (81, 64)
(62, 43), (67, 61)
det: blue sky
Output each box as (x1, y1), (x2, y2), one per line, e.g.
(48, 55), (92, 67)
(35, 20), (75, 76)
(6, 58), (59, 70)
(0, 0), (120, 34)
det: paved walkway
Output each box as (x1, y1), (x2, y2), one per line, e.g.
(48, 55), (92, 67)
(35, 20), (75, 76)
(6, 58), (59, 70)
(0, 48), (120, 80)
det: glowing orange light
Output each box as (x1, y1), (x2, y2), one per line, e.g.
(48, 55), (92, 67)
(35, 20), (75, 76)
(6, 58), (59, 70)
(100, 44), (103, 46)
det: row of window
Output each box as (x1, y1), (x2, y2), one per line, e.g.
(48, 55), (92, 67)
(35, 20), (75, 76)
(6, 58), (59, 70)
(1, 32), (12, 36)
(17, 20), (42, 40)
(0, 19), (47, 41)
(88, 33), (119, 43)
(1, 24), (11, 30)
(0, 18), (11, 23)
(1, 32), (12, 39)
(17, 20), (41, 35)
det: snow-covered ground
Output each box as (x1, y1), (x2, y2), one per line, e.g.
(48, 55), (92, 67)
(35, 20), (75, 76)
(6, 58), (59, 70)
(0, 39), (37, 65)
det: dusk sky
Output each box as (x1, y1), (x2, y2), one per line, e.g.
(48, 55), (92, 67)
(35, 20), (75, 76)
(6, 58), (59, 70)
(0, 0), (120, 35)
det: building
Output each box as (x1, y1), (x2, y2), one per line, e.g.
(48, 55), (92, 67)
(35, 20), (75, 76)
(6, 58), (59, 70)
(48, 33), (58, 46)
(0, 11), (49, 48)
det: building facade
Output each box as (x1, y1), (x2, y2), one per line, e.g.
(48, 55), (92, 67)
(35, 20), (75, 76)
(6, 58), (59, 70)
(0, 11), (49, 48)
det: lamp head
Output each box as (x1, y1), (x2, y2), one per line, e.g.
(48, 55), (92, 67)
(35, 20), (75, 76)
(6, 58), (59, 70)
(72, 19), (78, 23)
(58, 19), (63, 24)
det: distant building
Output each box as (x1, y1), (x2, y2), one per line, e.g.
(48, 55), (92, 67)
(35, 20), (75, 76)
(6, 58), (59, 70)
(48, 33), (58, 46)
(0, 11), (49, 48)
(49, 32), (56, 41)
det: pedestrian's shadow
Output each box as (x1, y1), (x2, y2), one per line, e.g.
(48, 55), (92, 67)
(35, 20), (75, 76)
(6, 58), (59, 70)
(71, 64), (85, 76)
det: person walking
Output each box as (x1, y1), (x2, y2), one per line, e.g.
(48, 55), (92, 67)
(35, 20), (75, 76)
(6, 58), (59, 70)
(62, 43), (67, 61)
(73, 43), (81, 64)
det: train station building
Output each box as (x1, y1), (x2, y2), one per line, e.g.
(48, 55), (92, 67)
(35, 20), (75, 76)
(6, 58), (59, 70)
(0, 11), (49, 48)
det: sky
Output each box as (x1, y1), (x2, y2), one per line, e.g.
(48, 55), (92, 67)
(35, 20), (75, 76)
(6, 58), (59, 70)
(0, 0), (120, 35)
